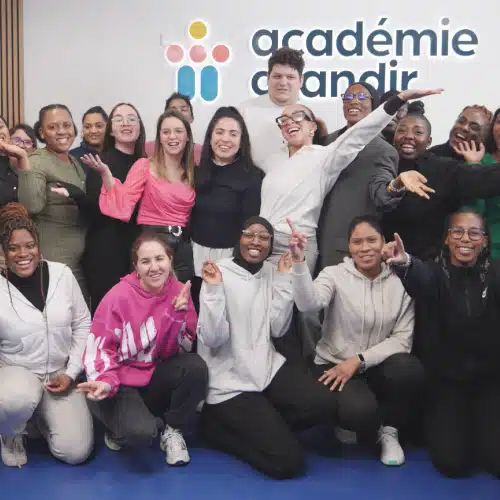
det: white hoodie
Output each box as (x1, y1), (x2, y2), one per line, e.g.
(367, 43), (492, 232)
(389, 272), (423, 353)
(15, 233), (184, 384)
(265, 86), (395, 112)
(0, 261), (90, 380)
(292, 258), (414, 369)
(197, 258), (293, 404)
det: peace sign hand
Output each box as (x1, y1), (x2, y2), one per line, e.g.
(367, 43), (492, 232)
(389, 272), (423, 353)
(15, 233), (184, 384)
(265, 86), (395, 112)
(202, 259), (223, 285)
(172, 280), (192, 311)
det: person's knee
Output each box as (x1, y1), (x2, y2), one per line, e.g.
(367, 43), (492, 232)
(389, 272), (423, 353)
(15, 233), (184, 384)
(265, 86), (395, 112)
(183, 354), (209, 387)
(383, 354), (425, 392)
(50, 433), (94, 465)
(266, 445), (305, 479)
(431, 450), (471, 478)
(0, 367), (42, 432)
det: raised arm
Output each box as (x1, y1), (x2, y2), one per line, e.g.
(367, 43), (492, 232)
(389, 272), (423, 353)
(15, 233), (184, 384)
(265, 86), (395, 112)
(197, 261), (230, 348)
(323, 89), (443, 189)
(270, 258), (294, 338)
(15, 150), (48, 214)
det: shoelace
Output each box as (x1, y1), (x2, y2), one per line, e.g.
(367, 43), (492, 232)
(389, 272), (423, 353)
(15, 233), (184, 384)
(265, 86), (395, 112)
(164, 429), (186, 452)
(377, 428), (398, 444)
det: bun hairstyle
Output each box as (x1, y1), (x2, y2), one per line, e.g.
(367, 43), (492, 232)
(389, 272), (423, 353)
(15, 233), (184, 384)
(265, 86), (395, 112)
(408, 101), (425, 116)
(33, 104), (77, 144)
(0, 202), (39, 252)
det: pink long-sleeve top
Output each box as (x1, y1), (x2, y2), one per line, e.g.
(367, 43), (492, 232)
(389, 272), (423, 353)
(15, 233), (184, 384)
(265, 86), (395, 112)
(99, 158), (195, 226)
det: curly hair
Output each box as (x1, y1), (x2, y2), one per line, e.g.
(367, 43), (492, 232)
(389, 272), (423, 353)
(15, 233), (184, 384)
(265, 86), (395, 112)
(0, 203), (39, 252)
(268, 47), (305, 76)
(461, 105), (493, 123)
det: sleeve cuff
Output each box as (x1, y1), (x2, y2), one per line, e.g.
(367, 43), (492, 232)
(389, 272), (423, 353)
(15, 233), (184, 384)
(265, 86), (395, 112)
(65, 364), (81, 381)
(292, 260), (309, 275)
(204, 283), (224, 296)
(383, 96), (406, 116)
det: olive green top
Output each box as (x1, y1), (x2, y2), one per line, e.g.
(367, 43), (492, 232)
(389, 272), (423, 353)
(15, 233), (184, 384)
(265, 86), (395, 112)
(17, 148), (87, 289)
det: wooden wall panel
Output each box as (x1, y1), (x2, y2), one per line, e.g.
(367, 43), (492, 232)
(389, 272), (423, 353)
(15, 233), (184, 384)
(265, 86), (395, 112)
(0, 0), (24, 126)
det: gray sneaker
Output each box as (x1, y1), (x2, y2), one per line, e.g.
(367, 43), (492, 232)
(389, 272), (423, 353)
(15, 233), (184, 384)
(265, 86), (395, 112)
(1, 435), (27, 467)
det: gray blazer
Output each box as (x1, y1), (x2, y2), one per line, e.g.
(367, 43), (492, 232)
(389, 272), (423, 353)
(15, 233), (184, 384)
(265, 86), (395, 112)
(317, 128), (398, 270)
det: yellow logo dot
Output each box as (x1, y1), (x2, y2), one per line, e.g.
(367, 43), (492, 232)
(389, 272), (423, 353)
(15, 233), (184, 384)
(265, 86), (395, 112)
(189, 20), (207, 40)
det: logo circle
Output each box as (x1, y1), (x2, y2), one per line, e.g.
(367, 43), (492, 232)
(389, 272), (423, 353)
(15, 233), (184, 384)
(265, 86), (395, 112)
(212, 44), (230, 63)
(189, 21), (207, 40)
(165, 45), (184, 63)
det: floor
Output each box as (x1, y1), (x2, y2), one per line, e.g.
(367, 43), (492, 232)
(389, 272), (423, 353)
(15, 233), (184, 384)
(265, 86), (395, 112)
(1, 428), (499, 500)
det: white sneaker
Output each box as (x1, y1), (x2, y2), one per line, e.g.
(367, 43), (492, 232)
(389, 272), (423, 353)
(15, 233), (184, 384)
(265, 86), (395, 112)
(378, 426), (405, 466)
(334, 427), (358, 445)
(160, 425), (190, 466)
(1, 435), (27, 467)
(104, 432), (122, 451)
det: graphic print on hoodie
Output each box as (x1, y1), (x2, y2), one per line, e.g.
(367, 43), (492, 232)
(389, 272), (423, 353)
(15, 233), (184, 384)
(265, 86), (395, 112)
(83, 272), (197, 397)
(292, 257), (415, 369)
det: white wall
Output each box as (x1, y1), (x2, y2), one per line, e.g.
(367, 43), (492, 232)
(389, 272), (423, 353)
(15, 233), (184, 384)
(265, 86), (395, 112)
(24, 0), (498, 146)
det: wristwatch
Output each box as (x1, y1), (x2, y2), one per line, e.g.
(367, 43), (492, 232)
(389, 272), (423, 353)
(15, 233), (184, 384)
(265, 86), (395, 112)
(357, 353), (366, 373)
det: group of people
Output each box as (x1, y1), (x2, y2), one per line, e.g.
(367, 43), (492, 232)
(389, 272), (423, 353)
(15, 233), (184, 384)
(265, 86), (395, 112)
(0, 46), (499, 481)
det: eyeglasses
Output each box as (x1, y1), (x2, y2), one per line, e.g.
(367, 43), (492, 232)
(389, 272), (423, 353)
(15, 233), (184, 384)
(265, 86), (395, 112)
(341, 92), (372, 102)
(275, 111), (313, 128)
(448, 227), (485, 241)
(241, 230), (272, 242)
(111, 115), (139, 125)
(12, 137), (33, 148)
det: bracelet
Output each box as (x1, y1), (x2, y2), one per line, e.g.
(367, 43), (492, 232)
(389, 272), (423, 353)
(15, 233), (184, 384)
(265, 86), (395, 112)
(388, 179), (407, 193)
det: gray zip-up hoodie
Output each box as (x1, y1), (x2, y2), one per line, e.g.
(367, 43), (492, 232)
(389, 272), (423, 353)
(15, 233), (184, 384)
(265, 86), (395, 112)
(292, 258), (414, 368)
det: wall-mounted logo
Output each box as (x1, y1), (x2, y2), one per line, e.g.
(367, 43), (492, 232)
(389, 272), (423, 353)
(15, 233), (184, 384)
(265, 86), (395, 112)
(163, 21), (231, 102)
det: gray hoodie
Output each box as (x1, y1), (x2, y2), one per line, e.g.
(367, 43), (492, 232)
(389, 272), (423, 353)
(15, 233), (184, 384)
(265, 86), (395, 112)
(292, 258), (414, 368)
(197, 258), (294, 404)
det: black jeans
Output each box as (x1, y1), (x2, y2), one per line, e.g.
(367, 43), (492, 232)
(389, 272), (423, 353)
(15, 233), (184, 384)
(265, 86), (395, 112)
(425, 378), (500, 478)
(141, 225), (194, 283)
(310, 353), (424, 434)
(88, 354), (208, 448)
(200, 362), (338, 479)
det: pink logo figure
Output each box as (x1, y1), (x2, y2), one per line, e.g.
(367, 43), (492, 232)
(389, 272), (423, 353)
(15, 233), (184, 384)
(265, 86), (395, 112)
(163, 20), (231, 102)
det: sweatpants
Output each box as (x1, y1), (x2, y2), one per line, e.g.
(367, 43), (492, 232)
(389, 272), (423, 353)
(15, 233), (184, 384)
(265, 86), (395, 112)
(88, 354), (208, 448)
(269, 230), (322, 362)
(425, 378), (500, 478)
(0, 365), (93, 465)
(311, 353), (424, 435)
(200, 362), (338, 479)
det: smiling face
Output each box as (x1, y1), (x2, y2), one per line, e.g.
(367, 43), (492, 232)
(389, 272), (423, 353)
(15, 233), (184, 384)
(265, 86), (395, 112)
(445, 212), (487, 267)
(394, 115), (432, 160)
(11, 128), (35, 152)
(449, 108), (491, 150)
(160, 116), (188, 158)
(83, 112), (106, 147)
(110, 104), (141, 148)
(239, 223), (272, 264)
(278, 104), (316, 150)
(0, 117), (10, 143)
(343, 84), (373, 127)
(268, 64), (302, 106)
(167, 98), (193, 123)
(348, 222), (384, 275)
(39, 108), (75, 154)
(5, 229), (41, 278)
(135, 240), (172, 293)
(211, 117), (241, 164)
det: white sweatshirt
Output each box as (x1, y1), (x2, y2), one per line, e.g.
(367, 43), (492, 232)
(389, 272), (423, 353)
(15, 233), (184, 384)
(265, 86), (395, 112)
(197, 258), (293, 404)
(238, 94), (290, 172)
(260, 104), (396, 237)
(292, 258), (414, 369)
(0, 261), (91, 380)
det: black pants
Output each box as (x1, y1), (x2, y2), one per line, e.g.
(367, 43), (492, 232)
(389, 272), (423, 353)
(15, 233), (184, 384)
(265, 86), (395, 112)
(311, 353), (424, 434)
(425, 378), (500, 478)
(88, 354), (208, 448)
(141, 225), (194, 283)
(200, 362), (338, 479)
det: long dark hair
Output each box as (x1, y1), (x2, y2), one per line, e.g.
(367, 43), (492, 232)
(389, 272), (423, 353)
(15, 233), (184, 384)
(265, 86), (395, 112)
(197, 106), (254, 187)
(439, 208), (490, 284)
(151, 109), (195, 188)
(485, 108), (500, 154)
(102, 102), (146, 158)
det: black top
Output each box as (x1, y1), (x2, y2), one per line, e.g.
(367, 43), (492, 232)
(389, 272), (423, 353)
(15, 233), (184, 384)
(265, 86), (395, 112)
(69, 141), (100, 173)
(7, 260), (49, 312)
(0, 155), (18, 206)
(382, 152), (500, 260)
(191, 157), (263, 248)
(428, 141), (463, 161)
(394, 257), (500, 383)
(61, 147), (140, 313)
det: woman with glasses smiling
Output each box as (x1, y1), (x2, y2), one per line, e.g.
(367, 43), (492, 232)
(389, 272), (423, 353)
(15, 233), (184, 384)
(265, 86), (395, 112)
(384, 209), (500, 479)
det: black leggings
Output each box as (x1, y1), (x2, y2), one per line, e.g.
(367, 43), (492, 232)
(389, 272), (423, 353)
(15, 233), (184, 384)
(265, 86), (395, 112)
(310, 353), (424, 435)
(425, 378), (500, 478)
(200, 362), (338, 479)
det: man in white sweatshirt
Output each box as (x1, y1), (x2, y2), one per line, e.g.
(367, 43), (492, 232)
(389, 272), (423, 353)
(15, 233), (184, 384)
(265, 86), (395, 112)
(239, 47), (304, 171)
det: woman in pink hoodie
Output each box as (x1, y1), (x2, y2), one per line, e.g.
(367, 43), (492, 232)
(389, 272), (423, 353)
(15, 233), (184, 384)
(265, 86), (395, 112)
(77, 232), (207, 466)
